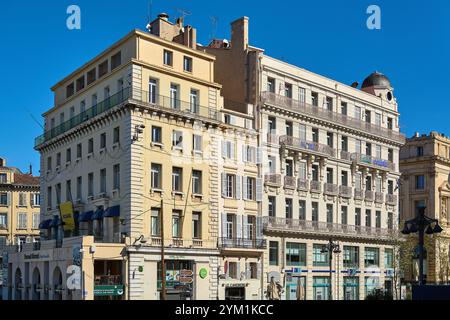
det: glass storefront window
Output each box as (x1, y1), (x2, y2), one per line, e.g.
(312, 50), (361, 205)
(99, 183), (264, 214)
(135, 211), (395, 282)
(313, 244), (329, 267)
(313, 277), (330, 300)
(285, 276), (306, 300)
(343, 277), (359, 300)
(157, 260), (193, 291)
(365, 276), (380, 297)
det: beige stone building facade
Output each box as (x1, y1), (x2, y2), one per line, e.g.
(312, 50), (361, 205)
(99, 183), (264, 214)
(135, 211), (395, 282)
(204, 17), (405, 300)
(400, 132), (450, 284)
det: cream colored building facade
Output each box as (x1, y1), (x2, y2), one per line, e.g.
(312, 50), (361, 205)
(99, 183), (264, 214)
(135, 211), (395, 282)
(400, 132), (450, 284)
(4, 14), (225, 300)
(204, 17), (406, 300)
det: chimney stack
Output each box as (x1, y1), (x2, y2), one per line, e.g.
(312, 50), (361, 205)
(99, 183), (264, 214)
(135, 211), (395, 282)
(231, 17), (249, 51)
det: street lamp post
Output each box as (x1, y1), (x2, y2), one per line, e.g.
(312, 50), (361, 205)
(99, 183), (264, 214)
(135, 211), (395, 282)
(401, 205), (443, 286)
(321, 239), (341, 300)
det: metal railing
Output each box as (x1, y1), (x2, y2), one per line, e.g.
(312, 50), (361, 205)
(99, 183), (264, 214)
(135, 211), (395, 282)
(339, 185), (353, 198)
(279, 135), (336, 158)
(218, 237), (267, 249)
(297, 178), (309, 191)
(265, 174), (282, 186)
(148, 237), (210, 248)
(310, 180), (321, 193)
(351, 153), (395, 171)
(324, 183), (338, 196)
(262, 216), (396, 240)
(386, 194), (398, 205)
(261, 91), (405, 144)
(35, 87), (221, 148)
(284, 176), (296, 189)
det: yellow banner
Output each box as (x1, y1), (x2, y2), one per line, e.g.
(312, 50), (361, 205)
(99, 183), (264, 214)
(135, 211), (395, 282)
(59, 202), (75, 232)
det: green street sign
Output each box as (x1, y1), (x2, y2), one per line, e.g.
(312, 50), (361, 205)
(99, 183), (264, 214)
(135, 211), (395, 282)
(199, 268), (208, 279)
(94, 285), (124, 296)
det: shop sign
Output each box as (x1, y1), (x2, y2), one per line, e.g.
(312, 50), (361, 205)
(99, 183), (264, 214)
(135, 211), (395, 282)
(180, 269), (193, 277)
(94, 285), (124, 296)
(178, 276), (193, 284)
(24, 252), (52, 261)
(225, 283), (246, 288)
(199, 268), (208, 279)
(60, 202), (75, 232)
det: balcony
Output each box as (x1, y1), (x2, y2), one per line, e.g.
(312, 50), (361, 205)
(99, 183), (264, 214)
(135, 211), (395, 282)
(279, 135), (336, 158)
(297, 178), (309, 192)
(354, 189), (364, 200)
(386, 194), (398, 205)
(375, 192), (384, 204)
(262, 217), (396, 241)
(265, 174), (282, 187)
(310, 180), (321, 193)
(340, 151), (352, 161)
(148, 237), (207, 248)
(35, 87), (221, 148)
(339, 185), (352, 198)
(365, 190), (374, 202)
(218, 237), (267, 250)
(267, 133), (279, 145)
(324, 183), (338, 196)
(351, 153), (395, 171)
(284, 176), (296, 189)
(261, 91), (405, 144)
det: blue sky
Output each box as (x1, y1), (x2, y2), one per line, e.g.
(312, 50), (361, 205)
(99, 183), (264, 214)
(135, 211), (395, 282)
(1, 0), (449, 173)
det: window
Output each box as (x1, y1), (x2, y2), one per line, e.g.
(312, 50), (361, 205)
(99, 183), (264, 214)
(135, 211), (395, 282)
(343, 246), (359, 268)
(88, 138), (94, 154)
(268, 196), (276, 217)
(55, 183), (61, 205)
(98, 60), (108, 78)
(268, 156), (276, 174)
(312, 128), (319, 143)
(111, 51), (122, 70)
(19, 193), (26, 206)
(375, 113), (381, 126)
(244, 177), (256, 200)
(268, 116), (276, 133)
(388, 212), (394, 230)
(76, 76), (85, 92)
(366, 176), (372, 191)
(163, 50), (173, 66)
(355, 208), (361, 226)
(66, 180), (72, 201)
(354, 106), (361, 120)
(313, 277), (330, 300)
(311, 92), (318, 106)
(80, 100), (86, 114)
(228, 262), (238, 279)
(285, 121), (293, 136)
(374, 211), (381, 228)
(365, 110), (371, 123)
(87, 68), (96, 85)
(365, 248), (380, 267)
(385, 248), (394, 268)
(32, 213), (40, 230)
(312, 202), (319, 221)
(365, 210), (371, 227)
(286, 242), (307, 266)
(76, 177), (82, 200)
(183, 56), (193, 72)
(172, 167), (183, 192)
(355, 139), (362, 154)
(375, 145), (382, 159)
(190, 89), (199, 113)
(47, 157), (52, 171)
(224, 174), (236, 198)
(172, 130), (183, 148)
(113, 127), (120, 144)
(246, 215), (256, 240)
(341, 102), (347, 115)
(325, 97), (333, 111)
(299, 162), (307, 180)
(341, 136), (348, 152)
(326, 204), (333, 223)
(66, 148), (71, 163)
(299, 124), (306, 141)
(17, 213), (27, 230)
(415, 175), (425, 190)
(113, 164), (120, 190)
(313, 244), (329, 267)
(0, 173), (6, 183)
(88, 173), (94, 197)
(388, 148), (394, 162)
(285, 198), (293, 219)
(172, 210), (181, 238)
(192, 212), (201, 239)
(192, 170), (202, 194)
(299, 200), (306, 220)
(192, 135), (202, 153)
(32, 193), (41, 207)
(151, 208), (160, 237)
(222, 141), (235, 159)
(66, 83), (75, 98)
(0, 214), (7, 228)
(267, 78), (275, 93)
(387, 117), (393, 130)
(285, 160), (293, 177)
(56, 153), (61, 167)
(284, 83), (292, 98)
(100, 133), (106, 149)
(299, 87), (306, 103)
(149, 79), (158, 104)
(152, 126), (162, 144)
(170, 84), (179, 109)
(47, 187), (52, 208)
(365, 142), (372, 156)
(100, 169), (106, 194)
(151, 164), (162, 189)
(326, 168), (333, 184)
(326, 132), (334, 148)
(225, 214), (234, 239)
(341, 171), (348, 186)
(341, 206), (348, 225)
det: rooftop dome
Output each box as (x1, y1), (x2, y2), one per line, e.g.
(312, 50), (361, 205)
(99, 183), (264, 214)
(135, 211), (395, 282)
(361, 71), (392, 89)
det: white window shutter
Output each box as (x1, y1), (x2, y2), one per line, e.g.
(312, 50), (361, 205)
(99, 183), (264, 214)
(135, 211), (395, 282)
(221, 213), (227, 238)
(246, 262), (251, 279)
(242, 145), (247, 162)
(6, 193), (11, 206)
(243, 214), (248, 239)
(243, 177), (248, 200)
(222, 141), (227, 158)
(231, 142), (235, 160)
(256, 216), (263, 239)
(256, 147), (262, 164)
(30, 194), (34, 206)
(256, 178), (263, 202)
(236, 215), (242, 239)
(235, 175), (241, 200)
(221, 173), (227, 197)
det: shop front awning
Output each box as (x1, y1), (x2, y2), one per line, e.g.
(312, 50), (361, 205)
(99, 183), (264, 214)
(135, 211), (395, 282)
(79, 211), (94, 222)
(39, 219), (52, 229)
(92, 208), (105, 220)
(104, 205), (120, 218)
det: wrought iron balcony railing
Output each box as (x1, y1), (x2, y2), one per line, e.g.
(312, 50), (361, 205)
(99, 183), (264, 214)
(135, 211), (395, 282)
(218, 237), (267, 249)
(261, 91), (405, 144)
(35, 87), (221, 148)
(279, 135), (336, 158)
(262, 216), (396, 240)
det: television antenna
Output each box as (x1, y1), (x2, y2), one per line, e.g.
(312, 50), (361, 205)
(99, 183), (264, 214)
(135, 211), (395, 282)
(175, 7), (192, 23)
